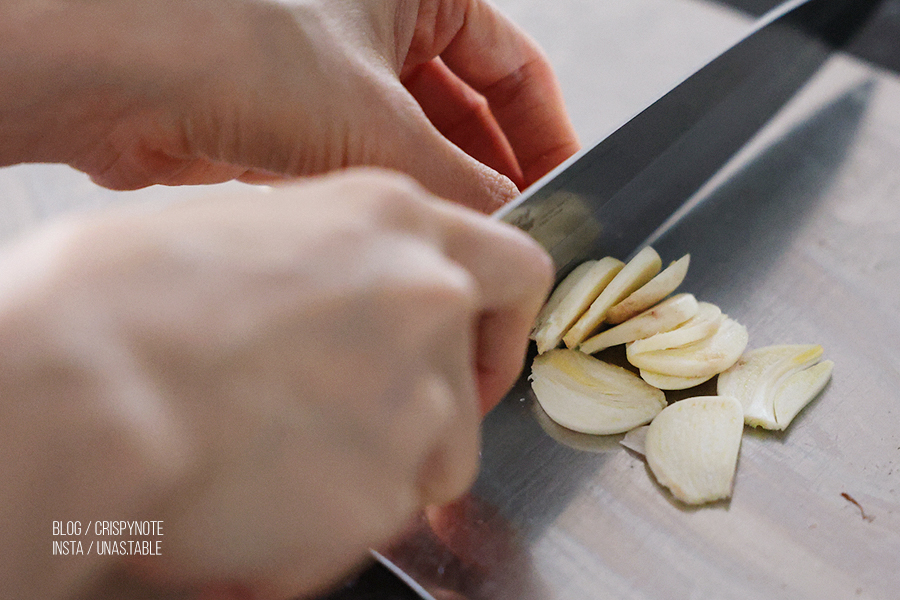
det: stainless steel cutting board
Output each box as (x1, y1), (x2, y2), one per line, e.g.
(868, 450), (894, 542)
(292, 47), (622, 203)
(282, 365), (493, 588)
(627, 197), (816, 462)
(382, 1), (900, 599)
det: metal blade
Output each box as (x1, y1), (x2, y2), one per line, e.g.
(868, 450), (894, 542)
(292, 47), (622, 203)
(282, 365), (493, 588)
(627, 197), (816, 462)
(494, 0), (882, 275)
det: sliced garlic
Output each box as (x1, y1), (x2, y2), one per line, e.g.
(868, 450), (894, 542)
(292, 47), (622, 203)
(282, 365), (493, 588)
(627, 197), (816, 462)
(607, 254), (690, 324)
(530, 349), (667, 435)
(717, 344), (832, 430)
(645, 395), (743, 505)
(563, 247), (663, 348)
(627, 317), (748, 378)
(773, 359), (833, 427)
(532, 261), (596, 335)
(627, 302), (724, 355)
(531, 257), (625, 354)
(579, 293), (699, 354)
(639, 369), (713, 390)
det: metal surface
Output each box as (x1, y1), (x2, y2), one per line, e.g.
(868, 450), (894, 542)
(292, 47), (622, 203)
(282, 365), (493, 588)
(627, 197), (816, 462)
(717, 0), (900, 75)
(329, 1), (889, 595)
(381, 2), (900, 600)
(495, 0), (882, 277)
(319, 552), (436, 600)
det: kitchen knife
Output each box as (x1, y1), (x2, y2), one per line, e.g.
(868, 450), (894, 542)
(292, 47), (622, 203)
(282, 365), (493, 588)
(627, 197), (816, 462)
(494, 0), (883, 275)
(314, 0), (881, 598)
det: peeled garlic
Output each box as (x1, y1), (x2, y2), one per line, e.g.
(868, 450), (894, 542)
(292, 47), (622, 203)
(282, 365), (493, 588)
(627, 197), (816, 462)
(645, 395), (743, 505)
(627, 317), (748, 378)
(530, 349), (666, 435)
(607, 254), (690, 324)
(579, 293), (699, 354)
(563, 247), (663, 348)
(638, 369), (714, 390)
(772, 360), (833, 427)
(717, 344), (833, 430)
(628, 302), (724, 355)
(531, 257), (625, 354)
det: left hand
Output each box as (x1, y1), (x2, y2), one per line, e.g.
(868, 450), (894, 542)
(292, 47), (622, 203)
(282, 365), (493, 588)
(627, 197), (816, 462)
(1, 0), (580, 212)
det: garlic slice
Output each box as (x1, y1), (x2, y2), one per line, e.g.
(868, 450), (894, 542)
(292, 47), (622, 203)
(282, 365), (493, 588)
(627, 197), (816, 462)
(607, 254), (690, 324)
(645, 395), (743, 505)
(627, 317), (748, 378)
(532, 261), (595, 334)
(773, 359), (833, 427)
(717, 344), (832, 430)
(627, 302), (724, 354)
(531, 257), (625, 354)
(563, 247), (663, 348)
(579, 293), (698, 354)
(530, 349), (666, 435)
(639, 369), (713, 390)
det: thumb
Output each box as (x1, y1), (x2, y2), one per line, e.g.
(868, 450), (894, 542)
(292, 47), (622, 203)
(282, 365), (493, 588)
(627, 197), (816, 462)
(380, 92), (521, 213)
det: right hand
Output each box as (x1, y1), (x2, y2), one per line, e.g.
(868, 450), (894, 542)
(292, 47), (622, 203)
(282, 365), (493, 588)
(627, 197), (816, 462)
(0, 169), (553, 599)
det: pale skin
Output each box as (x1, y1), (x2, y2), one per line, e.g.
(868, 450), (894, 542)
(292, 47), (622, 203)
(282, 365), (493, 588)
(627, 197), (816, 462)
(0, 0), (578, 598)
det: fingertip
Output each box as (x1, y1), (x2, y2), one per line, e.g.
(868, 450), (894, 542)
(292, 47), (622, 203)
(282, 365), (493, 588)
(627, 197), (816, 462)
(402, 58), (526, 190)
(474, 162), (521, 213)
(419, 145), (521, 213)
(393, 113), (520, 212)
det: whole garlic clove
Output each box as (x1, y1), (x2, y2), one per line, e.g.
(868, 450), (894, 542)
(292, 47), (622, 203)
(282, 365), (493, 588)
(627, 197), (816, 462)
(579, 293), (699, 354)
(627, 302), (724, 354)
(530, 349), (667, 435)
(717, 344), (831, 430)
(531, 257), (625, 354)
(607, 254), (690, 324)
(563, 247), (663, 348)
(626, 317), (749, 378)
(645, 395), (744, 505)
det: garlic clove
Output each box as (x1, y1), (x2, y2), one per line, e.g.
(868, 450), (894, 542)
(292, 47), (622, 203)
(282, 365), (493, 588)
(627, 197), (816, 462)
(579, 293), (699, 354)
(628, 302), (724, 354)
(607, 254), (690, 324)
(530, 349), (667, 435)
(563, 247), (663, 348)
(639, 369), (714, 390)
(626, 317), (749, 378)
(645, 395), (744, 505)
(531, 257), (625, 354)
(717, 344), (830, 430)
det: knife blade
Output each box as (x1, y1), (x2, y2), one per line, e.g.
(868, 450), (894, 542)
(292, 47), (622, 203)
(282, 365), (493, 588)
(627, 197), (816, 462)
(494, 0), (883, 276)
(312, 1), (881, 598)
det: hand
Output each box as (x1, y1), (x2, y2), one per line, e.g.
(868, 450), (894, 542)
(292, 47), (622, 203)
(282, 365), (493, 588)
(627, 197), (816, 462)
(0, 169), (552, 599)
(1, 0), (579, 212)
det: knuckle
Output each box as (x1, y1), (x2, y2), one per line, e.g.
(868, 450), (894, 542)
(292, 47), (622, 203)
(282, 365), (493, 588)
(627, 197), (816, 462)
(335, 167), (438, 229)
(339, 167), (424, 204)
(468, 93), (493, 123)
(509, 226), (555, 291)
(383, 260), (478, 344)
(421, 263), (479, 321)
(531, 243), (556, 294)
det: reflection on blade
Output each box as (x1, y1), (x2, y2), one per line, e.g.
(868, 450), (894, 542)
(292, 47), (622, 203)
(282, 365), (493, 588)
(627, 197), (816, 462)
(369, 551), (439, 600)
(494, 0), (883, 278)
